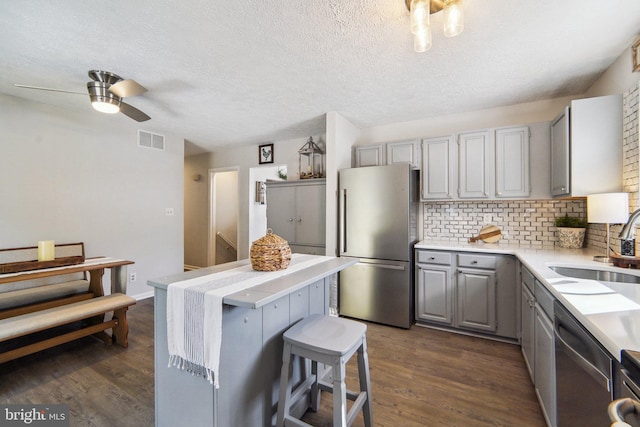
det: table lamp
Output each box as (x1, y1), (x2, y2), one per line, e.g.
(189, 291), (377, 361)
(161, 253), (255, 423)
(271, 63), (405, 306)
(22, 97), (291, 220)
(587, 192), (629, 263)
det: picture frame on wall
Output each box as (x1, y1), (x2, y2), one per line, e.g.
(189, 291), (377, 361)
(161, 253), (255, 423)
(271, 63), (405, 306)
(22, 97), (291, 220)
(259, 143), (274, 164)
(633, 37), (640, 73)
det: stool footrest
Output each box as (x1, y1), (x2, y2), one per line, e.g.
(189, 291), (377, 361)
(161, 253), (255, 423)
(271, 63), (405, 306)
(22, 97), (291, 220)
(317, 380), (361, 402)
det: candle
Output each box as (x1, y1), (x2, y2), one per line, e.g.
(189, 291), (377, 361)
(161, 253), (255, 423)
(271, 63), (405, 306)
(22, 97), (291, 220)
(37, 240), (55, 262)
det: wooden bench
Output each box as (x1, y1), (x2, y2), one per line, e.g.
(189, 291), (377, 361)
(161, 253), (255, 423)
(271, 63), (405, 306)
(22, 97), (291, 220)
(0, 293), (136, 363)
(0, 243), (135, 362)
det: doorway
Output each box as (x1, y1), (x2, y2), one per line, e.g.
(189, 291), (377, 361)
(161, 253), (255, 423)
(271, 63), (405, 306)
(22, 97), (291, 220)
(209, 168), (239, 265)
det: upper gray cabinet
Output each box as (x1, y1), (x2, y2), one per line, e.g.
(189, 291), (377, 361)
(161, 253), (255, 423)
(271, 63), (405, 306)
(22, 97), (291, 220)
(419, 125), (535, 201)
(354, 140), (420, 169)
(495, 126), (530, 198)
(353, 144), (385, 167)
(421, 136), (456, 200)
(550, 94), (622, 197)
(458, 130), (492, 199)
(386, 140), (420, 169)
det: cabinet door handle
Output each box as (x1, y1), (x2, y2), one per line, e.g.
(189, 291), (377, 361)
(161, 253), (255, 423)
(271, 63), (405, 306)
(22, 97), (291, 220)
(296, 218), (302, 222)
(429, 257), (435, 260)
(288, 218), (294, 222)
(471, 260), (478, 264)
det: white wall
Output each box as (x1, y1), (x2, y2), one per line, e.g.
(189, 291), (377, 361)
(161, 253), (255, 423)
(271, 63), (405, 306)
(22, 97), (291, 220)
(0, 94), (184, 299)
(184, 153), (211, 267)
(248, 165), (283, 245)
(585, 37), (640, 98)
(357, 96), (576, 144)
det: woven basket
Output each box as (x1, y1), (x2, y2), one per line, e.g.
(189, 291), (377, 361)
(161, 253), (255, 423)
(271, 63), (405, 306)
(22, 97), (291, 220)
(250, 229), (292, 271)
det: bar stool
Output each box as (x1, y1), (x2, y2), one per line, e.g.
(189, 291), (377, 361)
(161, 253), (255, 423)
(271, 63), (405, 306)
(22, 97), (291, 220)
(276, 314), (373, 427)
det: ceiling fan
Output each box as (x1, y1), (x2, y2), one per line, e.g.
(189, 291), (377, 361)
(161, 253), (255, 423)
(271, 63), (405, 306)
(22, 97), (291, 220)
(14, 70), (151, 122)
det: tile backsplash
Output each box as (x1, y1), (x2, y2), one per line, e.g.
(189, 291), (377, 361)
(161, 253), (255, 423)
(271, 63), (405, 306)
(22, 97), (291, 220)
(423, 200), (586, 246)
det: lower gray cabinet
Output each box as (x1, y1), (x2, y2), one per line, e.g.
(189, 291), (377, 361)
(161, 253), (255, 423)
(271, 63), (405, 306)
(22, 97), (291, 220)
(416, 263), (453, 325)
(521, 268), (536, 381)
(415, 249), (516, 339)
(519, 263), (557, 427)
(457, 267), (497, 332)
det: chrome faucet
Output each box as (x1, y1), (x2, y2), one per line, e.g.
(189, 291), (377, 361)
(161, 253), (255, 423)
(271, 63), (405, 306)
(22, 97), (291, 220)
(619, 208), (640, 240)
(619, 208), (640, 256)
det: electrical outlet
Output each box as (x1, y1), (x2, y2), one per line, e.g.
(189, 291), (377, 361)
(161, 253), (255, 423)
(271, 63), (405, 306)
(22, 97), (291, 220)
(483, 214), (492, 224)
(129, 273), (137, 282)
(165, 208), (175, 216)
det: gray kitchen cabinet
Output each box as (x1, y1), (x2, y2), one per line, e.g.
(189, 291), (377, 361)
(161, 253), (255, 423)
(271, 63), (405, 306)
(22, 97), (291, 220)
(266, 179), (325, 254)
(518, 262), (556, 427)
(386, 139), (420, 169)
(534, 280), (556, 427)
(458, 130), (492, 198)
(421, 136), (456, 200)
(457, 253), (497, 333)
(521, 266), (536, 382)
(353, 144), (384, 167)
(416, 251), (453, 325)
(550, 94), (622, 197)
(495, 126), (530, 198)
(415, 249), (517, 339)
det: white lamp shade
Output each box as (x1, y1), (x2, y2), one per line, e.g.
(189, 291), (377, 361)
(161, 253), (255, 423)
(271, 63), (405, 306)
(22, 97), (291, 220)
(587, 192), (629, 224)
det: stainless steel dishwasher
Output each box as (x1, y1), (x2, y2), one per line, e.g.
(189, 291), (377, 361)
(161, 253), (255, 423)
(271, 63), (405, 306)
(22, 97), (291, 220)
(554, 301), (613, 426)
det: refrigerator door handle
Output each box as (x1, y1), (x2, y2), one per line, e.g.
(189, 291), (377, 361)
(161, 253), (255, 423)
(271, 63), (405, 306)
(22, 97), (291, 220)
(357, 261), (406, 271)
(341, 189), (347, 253)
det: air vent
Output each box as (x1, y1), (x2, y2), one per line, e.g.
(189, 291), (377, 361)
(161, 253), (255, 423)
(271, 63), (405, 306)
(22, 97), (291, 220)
(138, 130), (165, 151)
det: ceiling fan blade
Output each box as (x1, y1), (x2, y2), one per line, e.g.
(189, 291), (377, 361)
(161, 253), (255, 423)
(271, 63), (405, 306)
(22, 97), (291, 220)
(109, 79), (147, 98)
(120, 102), (150, 122)
(14, 84), (85, 95)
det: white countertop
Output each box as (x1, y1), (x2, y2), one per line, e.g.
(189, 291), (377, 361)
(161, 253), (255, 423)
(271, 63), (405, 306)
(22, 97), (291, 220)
(415, 240), (640, 361)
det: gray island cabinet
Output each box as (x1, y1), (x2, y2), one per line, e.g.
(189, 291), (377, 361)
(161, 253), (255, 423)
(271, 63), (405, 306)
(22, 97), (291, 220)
(148, 256), (356, 427)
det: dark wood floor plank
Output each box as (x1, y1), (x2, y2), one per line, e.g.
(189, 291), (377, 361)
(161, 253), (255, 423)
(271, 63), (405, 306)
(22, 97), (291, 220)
(0, 299), (545, 427)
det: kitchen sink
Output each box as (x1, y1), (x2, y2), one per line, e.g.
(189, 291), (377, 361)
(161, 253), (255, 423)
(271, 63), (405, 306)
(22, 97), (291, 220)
(549, 266), (640, 284)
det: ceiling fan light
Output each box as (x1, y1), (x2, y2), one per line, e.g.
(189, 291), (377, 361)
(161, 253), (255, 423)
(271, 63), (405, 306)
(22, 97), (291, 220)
(87, 81), (121, 114)
(91, 99), (120, 114)
(443, 0), (464, 37)
(410, 0), (430, 35)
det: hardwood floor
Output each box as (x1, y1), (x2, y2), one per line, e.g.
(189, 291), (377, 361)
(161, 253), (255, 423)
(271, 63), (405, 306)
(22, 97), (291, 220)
(0, 299), (545, 427)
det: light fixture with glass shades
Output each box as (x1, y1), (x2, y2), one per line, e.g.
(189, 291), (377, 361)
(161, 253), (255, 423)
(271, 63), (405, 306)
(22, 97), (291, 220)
(587, 192), (629, 263)
(405, 0), (464, 52)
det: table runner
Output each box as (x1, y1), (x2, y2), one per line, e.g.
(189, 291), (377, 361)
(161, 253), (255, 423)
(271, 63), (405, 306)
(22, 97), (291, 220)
(167, 254), (329, 388)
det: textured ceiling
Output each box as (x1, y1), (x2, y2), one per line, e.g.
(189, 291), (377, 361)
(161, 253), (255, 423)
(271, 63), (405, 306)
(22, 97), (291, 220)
(1, 0), (639, 155)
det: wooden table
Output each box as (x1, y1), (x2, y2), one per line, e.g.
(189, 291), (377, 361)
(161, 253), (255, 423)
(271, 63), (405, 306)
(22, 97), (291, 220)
(0, 257), (134, 296)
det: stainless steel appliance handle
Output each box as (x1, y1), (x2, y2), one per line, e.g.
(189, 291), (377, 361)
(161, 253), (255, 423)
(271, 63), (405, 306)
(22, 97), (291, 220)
(341, 189), (347, 253)
(555, 322), (610, 391)
(357, 262), (406, 271)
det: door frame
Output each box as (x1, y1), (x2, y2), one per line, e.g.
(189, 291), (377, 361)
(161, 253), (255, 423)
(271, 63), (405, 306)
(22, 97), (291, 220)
(208, 167), (239, 266)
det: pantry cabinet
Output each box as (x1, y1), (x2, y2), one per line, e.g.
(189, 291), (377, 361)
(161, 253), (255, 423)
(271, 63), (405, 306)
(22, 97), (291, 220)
(266, 179), (325, 254)
(550, 94), (622, 197)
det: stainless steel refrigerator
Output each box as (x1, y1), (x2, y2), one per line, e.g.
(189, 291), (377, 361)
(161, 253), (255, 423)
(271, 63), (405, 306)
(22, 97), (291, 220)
(338, 163), (418, 329)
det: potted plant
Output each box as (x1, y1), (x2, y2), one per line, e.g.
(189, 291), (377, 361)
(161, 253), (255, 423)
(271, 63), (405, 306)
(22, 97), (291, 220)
(555, 215), (587, 249)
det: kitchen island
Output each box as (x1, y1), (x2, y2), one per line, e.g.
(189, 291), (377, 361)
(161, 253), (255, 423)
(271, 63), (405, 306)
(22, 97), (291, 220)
(148, 255), (356, 427)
